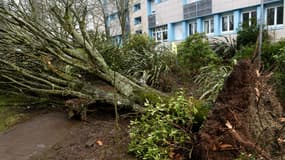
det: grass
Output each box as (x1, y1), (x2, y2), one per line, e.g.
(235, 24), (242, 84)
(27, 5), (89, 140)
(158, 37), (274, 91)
(0, 95), (48, 132)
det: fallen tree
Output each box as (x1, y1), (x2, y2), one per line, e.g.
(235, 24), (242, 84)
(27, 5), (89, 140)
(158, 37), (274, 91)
(0, 0), (163, 117)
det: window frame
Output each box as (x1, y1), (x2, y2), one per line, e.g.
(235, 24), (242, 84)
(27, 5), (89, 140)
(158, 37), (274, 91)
(134, 16), (142, 25)
(221, 14), (234, 33)
(203, 17), (214, 35)
(133, 3), (141, 12)
(151, 25), (168, 43)
(265, 5), (284, 27)
(188, 21), (197, 36)
(241, 10), (257, 27)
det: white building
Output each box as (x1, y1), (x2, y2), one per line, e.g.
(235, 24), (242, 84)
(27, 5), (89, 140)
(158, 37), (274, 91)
(107, 0), (285, 43)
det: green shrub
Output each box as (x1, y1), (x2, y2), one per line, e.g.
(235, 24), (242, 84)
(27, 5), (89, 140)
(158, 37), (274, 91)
(272, 46), (285, 104)
(210, 36), (238, 60)
(233, 45), (255, 60)
(121, 35), (176, 88)
(128, 91), (210, 160)
(92, 33), (123, 71)
(177, 33), (219, 74)
(237, 25), (259, 49)
(122, 34), (156, 54)
(194, 64), (232, 102)
(262, 40), (285, 69)
(236, 25), (269, 49)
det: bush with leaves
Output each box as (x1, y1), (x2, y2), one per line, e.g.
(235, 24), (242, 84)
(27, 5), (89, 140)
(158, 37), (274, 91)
(236, 24), (269, 49)
(233, 44), (255, 60)
(121, 34), (176, 88)
(271, 45), (285, 104)
(122, 34), (156, 54)
(194, 64), (232, 102)
(91, 32), (123, 71)
(210, 36), (238, 60)
(128, 91), (210, 160)
(177, 33), (220, 74)
(261, 39), (285, 69)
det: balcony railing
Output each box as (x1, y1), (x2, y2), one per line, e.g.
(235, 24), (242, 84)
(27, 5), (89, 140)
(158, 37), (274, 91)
(148, 14), (156, 28)
(183, 0), (212, 20)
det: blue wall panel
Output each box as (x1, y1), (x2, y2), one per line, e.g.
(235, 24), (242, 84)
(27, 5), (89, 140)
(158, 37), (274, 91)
(214, 14), (220, 36)
(234, 10), (241, 32)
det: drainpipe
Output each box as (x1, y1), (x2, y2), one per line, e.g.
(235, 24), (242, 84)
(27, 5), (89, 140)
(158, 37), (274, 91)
(258, 0), (264, 67)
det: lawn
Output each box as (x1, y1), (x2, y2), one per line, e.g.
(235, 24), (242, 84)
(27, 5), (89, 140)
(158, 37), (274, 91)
(0, 95), (47, 131)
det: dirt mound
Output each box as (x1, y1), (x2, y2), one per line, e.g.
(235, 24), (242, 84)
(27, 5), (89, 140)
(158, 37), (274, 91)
(192, 60), (285, 160)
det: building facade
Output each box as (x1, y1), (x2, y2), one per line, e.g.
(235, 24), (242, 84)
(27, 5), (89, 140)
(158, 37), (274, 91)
(124, 0), (285, 43)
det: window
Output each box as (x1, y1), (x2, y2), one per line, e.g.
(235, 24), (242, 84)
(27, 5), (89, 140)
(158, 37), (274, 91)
(134, 17), (142, 25)
(242, 10), (257, 27)
(151, 25), (168, 42)
(188, 22), (197, 35)
(266, 6), (284, 26)
(267, 8), (275, 25)
(133, 3), (141, 12)
(222, 14), (234, 32)
(135, 30), (142, 34)
(204, 18), (214, 34)
(277, 6), (284, 25)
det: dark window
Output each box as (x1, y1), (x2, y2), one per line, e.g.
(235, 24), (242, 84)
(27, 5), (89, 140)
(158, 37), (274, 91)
(229, 15), (234, 31)
(222, 16), (228, 32)
(134, 17), (142, 25)
(277, 6), (284, 25)
(267, 8), (275, 25)
(189, 23), (193, 35)
(242, 12), (249, 26)
(251, 11), (257, 26)
(135, 30), (142, 34)
(133, 3), (141, 12)
(189, 22), (197, 35)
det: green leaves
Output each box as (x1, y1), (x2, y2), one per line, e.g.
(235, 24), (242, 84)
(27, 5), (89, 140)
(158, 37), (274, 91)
(194, 64), (232, 102)
(177, 33), (219, 73)
(128, 91), (208, 160)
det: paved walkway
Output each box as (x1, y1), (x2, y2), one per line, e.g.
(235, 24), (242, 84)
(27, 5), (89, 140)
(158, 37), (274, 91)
(0, 112), (78, 160)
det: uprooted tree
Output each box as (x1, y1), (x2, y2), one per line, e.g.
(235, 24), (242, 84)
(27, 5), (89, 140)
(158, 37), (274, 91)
(0, 0), (162, 117)
(192, 59), (285, 160)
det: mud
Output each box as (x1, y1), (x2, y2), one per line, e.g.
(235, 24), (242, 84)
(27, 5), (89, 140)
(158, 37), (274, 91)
(29, 110), (136, 160)
(192, 60), (285, 160)
(0, 109), (136, 160)
(0, 112), (79, 160)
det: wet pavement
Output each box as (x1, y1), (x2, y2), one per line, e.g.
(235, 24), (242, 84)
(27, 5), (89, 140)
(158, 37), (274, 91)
(0, 112), (79, 160)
